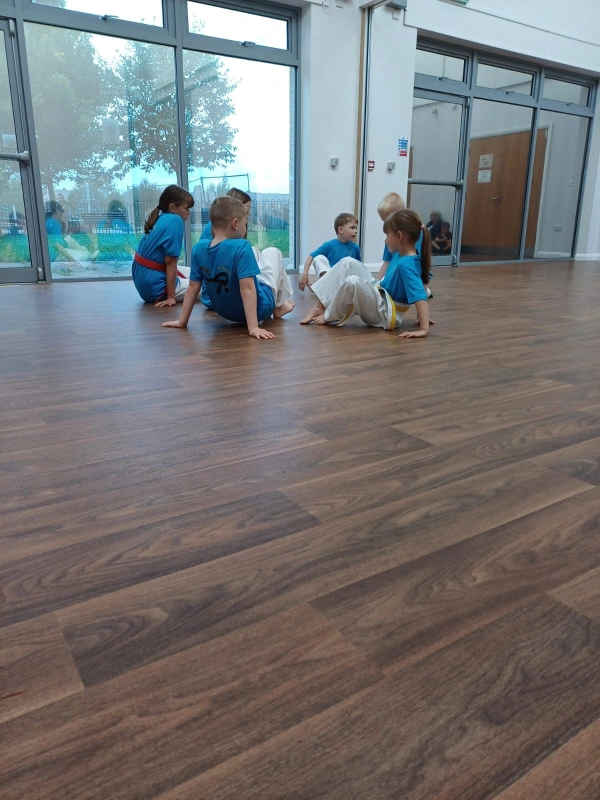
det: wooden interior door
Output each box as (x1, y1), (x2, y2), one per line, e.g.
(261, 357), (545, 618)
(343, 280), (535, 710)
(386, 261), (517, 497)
(461, 130), (537, 260)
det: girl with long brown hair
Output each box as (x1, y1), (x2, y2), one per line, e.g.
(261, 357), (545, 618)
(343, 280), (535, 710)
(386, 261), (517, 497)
(132, 184), (194, 306)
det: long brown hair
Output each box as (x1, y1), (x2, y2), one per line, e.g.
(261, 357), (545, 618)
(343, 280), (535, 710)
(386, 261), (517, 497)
(144, 185), (194, 234)
(384, 209), (431, 285)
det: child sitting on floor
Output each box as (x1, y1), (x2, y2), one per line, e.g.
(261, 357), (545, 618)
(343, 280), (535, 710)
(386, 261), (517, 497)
(298, 213), (361, 291)
(162, 196), (294, 341)
(300, 209), (431, 339)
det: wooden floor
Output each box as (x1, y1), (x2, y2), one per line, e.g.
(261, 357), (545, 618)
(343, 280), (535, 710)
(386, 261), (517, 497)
(2, 261), (600, 799)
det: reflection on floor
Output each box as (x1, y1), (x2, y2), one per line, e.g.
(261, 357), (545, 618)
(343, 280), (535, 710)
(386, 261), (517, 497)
(2, 260), (600, 799)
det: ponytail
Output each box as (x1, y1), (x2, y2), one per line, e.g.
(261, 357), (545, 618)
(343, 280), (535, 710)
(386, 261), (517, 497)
(383, 208), (431, 286)
(143, 184), (194, 235)
(420, 226), (432, 286)
(144, 206), (160, 235)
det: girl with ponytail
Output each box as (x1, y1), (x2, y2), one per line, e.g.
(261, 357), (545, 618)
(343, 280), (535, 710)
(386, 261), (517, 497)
(301, 208), (432, 338)
(132, 184), (194, 306)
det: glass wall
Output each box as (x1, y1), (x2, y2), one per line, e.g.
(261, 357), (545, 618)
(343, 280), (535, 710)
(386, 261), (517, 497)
(413, 43), (596, 265)
(461, 100), (534, 262)
(25, 24), (179, 279)
(524, 112), (590, 259)
(184, 51), (294, 264)
(0, 1), (298, 283)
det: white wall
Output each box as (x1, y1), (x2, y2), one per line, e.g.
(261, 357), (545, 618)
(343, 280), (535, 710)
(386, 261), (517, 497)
(298, 1), (362, 264)
(361, 3), (417, 262)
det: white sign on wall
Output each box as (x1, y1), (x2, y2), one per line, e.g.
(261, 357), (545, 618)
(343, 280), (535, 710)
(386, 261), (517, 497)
(479, 154), (494, 169)
(478, 169), (492, 184)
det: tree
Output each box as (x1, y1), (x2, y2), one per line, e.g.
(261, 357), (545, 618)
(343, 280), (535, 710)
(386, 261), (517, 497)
(108, 41), (237, 178)
(23, 20), (112, 200)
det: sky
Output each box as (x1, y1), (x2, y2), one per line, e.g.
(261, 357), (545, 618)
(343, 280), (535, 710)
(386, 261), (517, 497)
(45, 0), (292, 196)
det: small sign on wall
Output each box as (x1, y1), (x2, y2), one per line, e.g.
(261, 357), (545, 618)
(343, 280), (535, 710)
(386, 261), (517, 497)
(479, 154), (494, 169)
(368, 160), (375, 171)
(478, 169), (492, 184)
(398, 138), (409, 157)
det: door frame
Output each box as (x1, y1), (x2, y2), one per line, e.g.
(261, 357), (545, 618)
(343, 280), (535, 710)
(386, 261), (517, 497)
(0, 15), (45, 283)
(409, 90), (469, 266)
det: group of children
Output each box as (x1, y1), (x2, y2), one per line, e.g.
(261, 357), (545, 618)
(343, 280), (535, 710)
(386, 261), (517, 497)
(131, 185), (433, 341)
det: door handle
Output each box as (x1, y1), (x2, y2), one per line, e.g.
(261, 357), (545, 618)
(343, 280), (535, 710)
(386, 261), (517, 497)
(0, 151), (30, 164)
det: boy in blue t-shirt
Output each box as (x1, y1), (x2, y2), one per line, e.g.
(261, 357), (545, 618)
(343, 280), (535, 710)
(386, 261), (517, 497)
(162, 197), (294, 340)
(298, 213), (361, 291)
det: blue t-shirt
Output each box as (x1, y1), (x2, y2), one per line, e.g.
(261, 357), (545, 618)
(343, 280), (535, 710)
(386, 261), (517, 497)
(191, 238), (274, 323)
(132, 213), (184, 303)
(199, 221), (215, 308)
(382, 230), (423, 263)
(380, 253), (427, 306)
(311, 238), (362, 266)
(46, 218), (62, 235)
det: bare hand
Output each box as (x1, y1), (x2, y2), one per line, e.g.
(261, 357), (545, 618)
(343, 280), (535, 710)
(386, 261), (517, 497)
(155, 296), (177, 308)
(249, 327), (276, 340)
(162, 320), (187, 329)
(298, 274), (310, 291)
(400, 329), (428, 339)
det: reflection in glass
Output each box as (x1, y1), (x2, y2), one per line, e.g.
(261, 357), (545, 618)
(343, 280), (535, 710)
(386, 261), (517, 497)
(461, 100), (533, 261)
(525, 112), (589, 259)
(25, 24), (179, 279)
(477, 63), (533, 96)
(32, 0), (163, 27)
(188, 3), (288, 49)
(408, 185), (456, 259)
(0, 161), (32, 269)
(184, 50), (294, 265)
(411, 97), (463, 182)
(543, 78), (590, 106)
(415, 49), (465, 82)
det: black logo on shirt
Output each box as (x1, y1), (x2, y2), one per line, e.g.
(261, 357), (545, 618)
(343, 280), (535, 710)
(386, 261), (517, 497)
(202, 270), (229, 294)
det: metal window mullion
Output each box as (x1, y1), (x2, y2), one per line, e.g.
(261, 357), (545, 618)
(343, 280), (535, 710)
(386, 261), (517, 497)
(454, 91), (474, 266)
(173, 1), (192, 268)
(413, 74), (468, 95)
(540, 98), (593, 117)
(518, 105), (540, 261)
(11, 13), (51, 281)
(473, 86), (536, 107)
(182, 31), (297, 66)
(570, 115), (594, 258)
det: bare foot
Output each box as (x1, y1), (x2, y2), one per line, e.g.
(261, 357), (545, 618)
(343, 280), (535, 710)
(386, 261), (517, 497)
(300, 301), (326, 324)
(273, 299), (295, 318)
(314, 314), (327, 325)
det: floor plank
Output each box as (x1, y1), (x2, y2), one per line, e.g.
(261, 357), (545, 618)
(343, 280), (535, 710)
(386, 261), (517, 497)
(0, 614), (84, 724)
(2, 263), (600, 798)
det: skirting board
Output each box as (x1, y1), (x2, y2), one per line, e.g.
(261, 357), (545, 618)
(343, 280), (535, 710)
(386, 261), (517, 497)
(574, 254), (600, 262)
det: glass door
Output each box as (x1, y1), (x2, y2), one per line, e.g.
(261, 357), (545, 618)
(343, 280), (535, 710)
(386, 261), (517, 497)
(408, 92), (467, 266)
(0, 19), (40, 283)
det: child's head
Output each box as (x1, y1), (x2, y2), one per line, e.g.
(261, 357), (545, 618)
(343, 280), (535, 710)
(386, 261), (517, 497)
(145, 185), (194, 234)
(227, 188), (252, 209)
(334, 213), (358, 242)
(383, 208), (431, 285)
(377, 192), (405, 222)
(210, 196), (249, 239)
(441, 221), (451, 234)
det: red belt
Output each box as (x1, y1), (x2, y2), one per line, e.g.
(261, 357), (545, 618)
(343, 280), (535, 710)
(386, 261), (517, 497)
(134, 252), (186, 279)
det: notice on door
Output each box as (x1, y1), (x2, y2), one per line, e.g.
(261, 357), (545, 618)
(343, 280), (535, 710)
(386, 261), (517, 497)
(479, 154), (494, 169)
(478, 169), (492, 184)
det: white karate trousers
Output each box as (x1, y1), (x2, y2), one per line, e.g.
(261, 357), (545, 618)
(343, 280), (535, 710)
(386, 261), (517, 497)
(311, 257), (409, 330)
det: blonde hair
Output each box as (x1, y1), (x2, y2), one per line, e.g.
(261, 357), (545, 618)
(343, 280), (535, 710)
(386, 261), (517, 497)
(209, 196), (249, 230)
(383, 209), (431, 286)
(377, 192), (406, 218)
